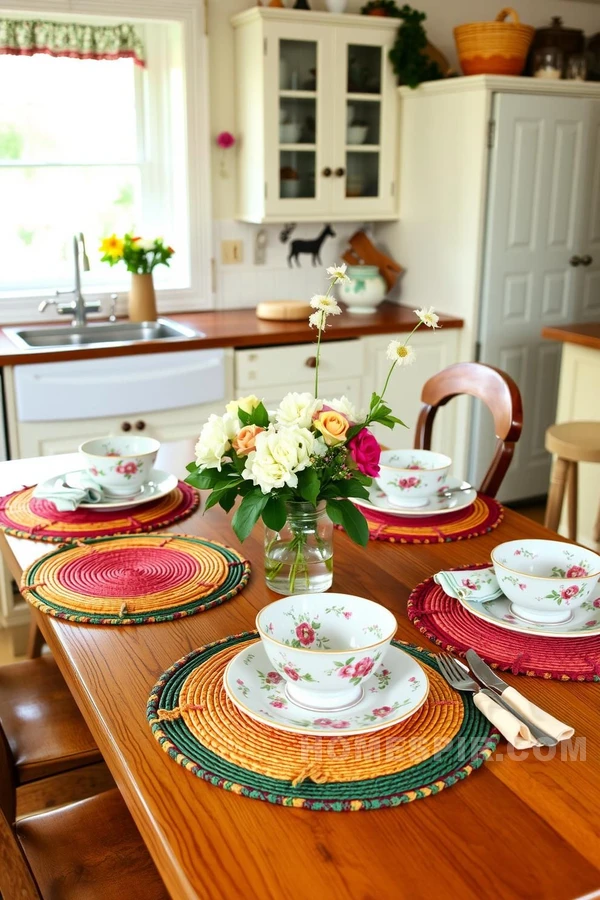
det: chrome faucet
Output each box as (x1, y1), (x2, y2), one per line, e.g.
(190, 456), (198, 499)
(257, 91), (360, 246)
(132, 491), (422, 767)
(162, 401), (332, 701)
(39, 233), (101, 325)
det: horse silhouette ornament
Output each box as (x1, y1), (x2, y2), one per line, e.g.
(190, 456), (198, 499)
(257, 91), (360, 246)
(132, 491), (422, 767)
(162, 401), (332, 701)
(288, 224), (336, 267)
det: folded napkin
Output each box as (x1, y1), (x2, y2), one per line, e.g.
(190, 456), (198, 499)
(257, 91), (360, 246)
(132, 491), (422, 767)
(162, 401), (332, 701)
(434, 567), (503, 603)
(33, 474), (103, 512)
(473, 687), (574, 750)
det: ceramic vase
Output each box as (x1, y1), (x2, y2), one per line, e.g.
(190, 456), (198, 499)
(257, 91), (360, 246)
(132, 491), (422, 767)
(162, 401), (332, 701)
(264, 501), (333, 594)
(339, 265), (387, 314)
(129, 273), (157, 323)
(325, 0), (348, 11)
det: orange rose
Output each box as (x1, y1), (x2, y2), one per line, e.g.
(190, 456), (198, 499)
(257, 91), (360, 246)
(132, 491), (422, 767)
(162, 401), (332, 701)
(232, 424), (264, 456)
(314, 410), (349, 446)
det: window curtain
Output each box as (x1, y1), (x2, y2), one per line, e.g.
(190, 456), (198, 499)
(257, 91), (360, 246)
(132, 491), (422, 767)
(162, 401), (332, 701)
(0, 20), (145, 67)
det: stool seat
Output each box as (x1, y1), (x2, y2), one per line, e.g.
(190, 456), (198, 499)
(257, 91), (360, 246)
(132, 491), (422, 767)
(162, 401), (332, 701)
(545, 421), (600, 463)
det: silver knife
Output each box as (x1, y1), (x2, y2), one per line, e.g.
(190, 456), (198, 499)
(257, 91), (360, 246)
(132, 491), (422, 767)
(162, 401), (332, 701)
(465, 649), (557, 747)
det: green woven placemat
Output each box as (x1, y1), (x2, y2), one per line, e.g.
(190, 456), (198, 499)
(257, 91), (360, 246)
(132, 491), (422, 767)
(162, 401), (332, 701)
(147, 632), (500, 811)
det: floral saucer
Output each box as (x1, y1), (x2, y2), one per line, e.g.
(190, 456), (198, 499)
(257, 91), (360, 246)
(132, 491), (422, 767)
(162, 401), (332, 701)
(352, 476), (476, 518)
(62, 469), (177, 510)
(457, 582), (600, 638)
(224, 641), (429, 736)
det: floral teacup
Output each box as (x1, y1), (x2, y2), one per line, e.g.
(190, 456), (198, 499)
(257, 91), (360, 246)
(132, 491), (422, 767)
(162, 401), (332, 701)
(79, 436), (160, 497)
(256, 593), (397, 711)
(491, 539), (600, 625)
(375, 449), (452, 508)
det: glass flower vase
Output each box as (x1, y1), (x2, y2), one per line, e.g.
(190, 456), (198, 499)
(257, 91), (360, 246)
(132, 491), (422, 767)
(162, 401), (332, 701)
(264, 501), (333, 595)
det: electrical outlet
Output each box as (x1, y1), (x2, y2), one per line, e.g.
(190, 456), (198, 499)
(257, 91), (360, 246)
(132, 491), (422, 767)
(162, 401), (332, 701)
(221, 240), (243, 264)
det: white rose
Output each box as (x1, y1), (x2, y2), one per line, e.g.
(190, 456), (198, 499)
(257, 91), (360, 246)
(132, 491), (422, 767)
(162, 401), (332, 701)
(243, 426), (315, 493)
(226, 395), (262, 418)
(275, 392), (322, 429)
(325, 395), (361, 423)
(194, 413), (237, 471)
(136, 238), (157, 251)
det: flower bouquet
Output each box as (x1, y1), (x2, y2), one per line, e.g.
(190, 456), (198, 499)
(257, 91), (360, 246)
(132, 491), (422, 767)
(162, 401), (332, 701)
(99, 233), (174, 322)
(185, 265), (439, 594)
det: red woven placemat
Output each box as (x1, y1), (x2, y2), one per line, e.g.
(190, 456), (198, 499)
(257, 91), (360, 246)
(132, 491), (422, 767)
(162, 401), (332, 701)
(355, 495), (503, 544)
(407, 565), (600, 682)
(0, 481), (199, 542)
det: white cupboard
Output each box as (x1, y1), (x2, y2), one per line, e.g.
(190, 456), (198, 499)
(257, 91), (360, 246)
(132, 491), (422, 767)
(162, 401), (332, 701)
(232, 7), (399, 224)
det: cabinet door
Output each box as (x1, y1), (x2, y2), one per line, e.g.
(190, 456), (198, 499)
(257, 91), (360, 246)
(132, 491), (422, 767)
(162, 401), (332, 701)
(578, 100), (600, 322)
(264, 21), (334, 219)
(474, 93), (595, 501)
(331, 25), (397, 218)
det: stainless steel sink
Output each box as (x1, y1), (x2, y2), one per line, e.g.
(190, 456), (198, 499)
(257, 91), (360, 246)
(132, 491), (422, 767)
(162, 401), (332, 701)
(4, 318), (202, 351)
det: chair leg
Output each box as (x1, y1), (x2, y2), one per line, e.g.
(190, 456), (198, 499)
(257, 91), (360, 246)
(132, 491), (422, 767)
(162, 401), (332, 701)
(566, 461), (578, 543)
(545, 456), (569, 533)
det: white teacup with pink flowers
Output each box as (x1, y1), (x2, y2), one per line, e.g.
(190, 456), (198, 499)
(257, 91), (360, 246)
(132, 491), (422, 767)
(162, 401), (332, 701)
(375, 449), (452, 508)
(256, 593), (397, 711)
(79, 436), (160, 497)
(491, 539), (600, 625)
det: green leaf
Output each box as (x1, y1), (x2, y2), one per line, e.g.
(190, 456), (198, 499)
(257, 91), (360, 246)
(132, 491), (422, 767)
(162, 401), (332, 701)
(218, 489), (238, 513)
(262, 495), (287, 531)
(232, 490), (270, 542)
(297, 467), (320, 506)
(345, 423), (363, 441)
(185, 461), (198, 474)
(250, 401), (270, 428)
(334, 479), (370, 501)
(185, 469), (221, 490)
(237, 407), (252, 426)
(326, 499), (369, 547)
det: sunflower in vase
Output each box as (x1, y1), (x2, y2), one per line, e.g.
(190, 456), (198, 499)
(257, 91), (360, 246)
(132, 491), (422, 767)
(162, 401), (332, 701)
(185, 264), (440, 594)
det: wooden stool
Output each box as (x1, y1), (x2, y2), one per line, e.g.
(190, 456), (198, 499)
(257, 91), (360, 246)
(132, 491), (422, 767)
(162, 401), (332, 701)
(544, 421), (600, 541)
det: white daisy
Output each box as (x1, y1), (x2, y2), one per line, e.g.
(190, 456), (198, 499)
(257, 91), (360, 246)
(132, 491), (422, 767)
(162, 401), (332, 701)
(326, 262), (351, 285)
(308, 310), (328, 330)
(414, 306), (440, 329)
(386, 341), (416, 366)
(310, 294), (342, 316)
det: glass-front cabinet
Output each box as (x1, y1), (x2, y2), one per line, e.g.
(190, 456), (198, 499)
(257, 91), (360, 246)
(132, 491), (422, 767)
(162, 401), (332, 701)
(233, 7), (399, 223)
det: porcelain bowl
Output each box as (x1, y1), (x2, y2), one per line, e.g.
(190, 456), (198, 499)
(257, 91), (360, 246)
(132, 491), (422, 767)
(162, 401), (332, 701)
(346, 124), (369, 144)
(256, 593), (397, 711)
(279, 122), (302, 143)
(375, 449), (452, 508)
(491, 539), (600, 625)
(79, 436), (160, 496)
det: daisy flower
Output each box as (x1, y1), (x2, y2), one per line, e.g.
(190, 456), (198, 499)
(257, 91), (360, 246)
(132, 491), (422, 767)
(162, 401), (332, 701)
(414, 306), (440, 329)
(326, 262), (351, 285)
(309, 310), (328, 330)
(310, 294), (342, 316)
(386, 341), (416, 366)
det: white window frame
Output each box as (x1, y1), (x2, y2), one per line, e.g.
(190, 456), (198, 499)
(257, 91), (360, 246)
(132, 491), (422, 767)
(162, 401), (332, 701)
(0, 0), (211, 323)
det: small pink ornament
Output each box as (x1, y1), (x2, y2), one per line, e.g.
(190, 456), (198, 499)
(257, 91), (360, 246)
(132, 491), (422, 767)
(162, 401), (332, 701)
(216, 131), (236, 177)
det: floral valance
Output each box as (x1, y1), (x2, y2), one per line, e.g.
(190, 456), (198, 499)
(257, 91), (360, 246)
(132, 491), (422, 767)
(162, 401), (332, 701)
(0, 19), (145, 67)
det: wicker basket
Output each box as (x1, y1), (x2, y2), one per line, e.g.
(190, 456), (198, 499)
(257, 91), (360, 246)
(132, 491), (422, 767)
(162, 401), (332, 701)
(454, 7), (535, 77)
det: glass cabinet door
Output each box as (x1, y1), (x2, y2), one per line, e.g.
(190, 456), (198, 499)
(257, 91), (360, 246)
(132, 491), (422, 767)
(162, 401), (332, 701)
(278, 39), (318, 201)
(345, 43), (382, 200)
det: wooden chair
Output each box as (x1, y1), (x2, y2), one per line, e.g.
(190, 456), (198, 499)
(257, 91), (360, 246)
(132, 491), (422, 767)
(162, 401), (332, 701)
(0, 727), (168, 900)
(414, 362), (523, 498)
(544, 421), (600, 542)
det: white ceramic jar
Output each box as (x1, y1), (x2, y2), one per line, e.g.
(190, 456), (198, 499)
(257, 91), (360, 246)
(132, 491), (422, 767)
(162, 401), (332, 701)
(325, 0), (348, 11)
(339, 265), (387, 314)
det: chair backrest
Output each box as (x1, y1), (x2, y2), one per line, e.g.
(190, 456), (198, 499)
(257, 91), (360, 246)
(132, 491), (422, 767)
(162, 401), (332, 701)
(414, 362), (523, 498)
(0, 714), (40, 899)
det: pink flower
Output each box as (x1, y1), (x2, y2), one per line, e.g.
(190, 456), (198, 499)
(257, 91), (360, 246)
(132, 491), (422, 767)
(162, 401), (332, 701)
(585, 621), (597, 627)
(566, 565), (588, 578)
(461, 578), (477, 591)
(343, 611), (352, 619)
(519, 584), (527, 591)
(216, 130), (235, 149)
(265, 671), (282, 685)
(373, 706), (393, 718)
(283, 664), (300, 681)
(236, 679), (243, 685)
(270, 700), (285, 708)
(407, 476), (418, 487)
(561, 585), (580, 600)
(116, 462), (138, 475)
(348, 428), (381, 478)
(593, 599), (600, 609)
(338, 664), (355, 679)
(408, 676), (416, 683)
(353, 657), (374, 678)
(331, 720), (351, 729)
(90, 467), (98, 476)
(313, 718), (333, 727)
(515, 550), (521, 555)
(381, 669), (390, 677)
(407, 465), (421, 470)
(399, 478), (409, 488)
(295, 622), (315, 646)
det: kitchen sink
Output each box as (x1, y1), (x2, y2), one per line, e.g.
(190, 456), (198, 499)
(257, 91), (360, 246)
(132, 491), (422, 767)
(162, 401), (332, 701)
(4, 318), (202, 351)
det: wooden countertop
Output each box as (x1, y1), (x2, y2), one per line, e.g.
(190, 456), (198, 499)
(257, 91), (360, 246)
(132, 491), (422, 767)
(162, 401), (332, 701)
(0, 303), (463, 367)
(541, 322), (600, 352)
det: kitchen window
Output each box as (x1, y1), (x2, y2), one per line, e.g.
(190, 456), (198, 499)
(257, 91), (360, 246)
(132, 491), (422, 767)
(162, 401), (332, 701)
(0, 10), (210, 320)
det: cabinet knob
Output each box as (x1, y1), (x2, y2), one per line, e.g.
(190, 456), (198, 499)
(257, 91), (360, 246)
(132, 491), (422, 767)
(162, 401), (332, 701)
(581, 255), (593, 266)
(335, 167), (346, 178)
(305, 356), (317, 368)
(121, 421), (132, 432)
(134, 420), (146, 431)
(570, 255), (582, 267)
(322, 167), (332, 177)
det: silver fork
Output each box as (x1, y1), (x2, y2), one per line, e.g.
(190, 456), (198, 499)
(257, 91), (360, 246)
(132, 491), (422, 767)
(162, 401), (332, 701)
(437, 654), (557, 747)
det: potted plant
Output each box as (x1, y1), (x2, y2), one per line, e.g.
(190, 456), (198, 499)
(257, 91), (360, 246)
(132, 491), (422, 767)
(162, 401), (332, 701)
(99, 234), (174, 323)
(388, 5), (445, 88)
(361, 0), (402, 17)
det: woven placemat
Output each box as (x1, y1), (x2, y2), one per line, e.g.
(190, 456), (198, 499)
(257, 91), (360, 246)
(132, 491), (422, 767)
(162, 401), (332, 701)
(408, 565), (600, 682)
(20, 533), (250, 625)
(0, 481), (199, 542)
(147, 632), (499, 811)
(354, 495), (503, 544)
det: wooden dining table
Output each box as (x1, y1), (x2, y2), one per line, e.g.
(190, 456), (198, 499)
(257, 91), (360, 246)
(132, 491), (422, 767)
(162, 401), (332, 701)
(1, 445), (599, 900)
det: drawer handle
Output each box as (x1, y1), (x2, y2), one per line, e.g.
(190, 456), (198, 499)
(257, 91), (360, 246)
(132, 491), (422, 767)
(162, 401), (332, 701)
(305, 356), (317, 368)
(121, 421), (132, 432)
(134, 420), (146, 431)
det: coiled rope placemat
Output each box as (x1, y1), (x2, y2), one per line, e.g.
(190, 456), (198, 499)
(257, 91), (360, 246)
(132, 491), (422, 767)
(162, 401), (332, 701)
(147, 632), (499, 811)
(20, 533), (251, 625)
(0, 481), (199, 542)
(354, 495), (503, 544)
(408, 565), (600, 682)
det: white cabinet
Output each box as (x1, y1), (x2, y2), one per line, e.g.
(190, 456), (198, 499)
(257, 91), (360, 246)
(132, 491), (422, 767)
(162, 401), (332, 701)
(380, 76), (600, 501)
(232, 7), (399, 224)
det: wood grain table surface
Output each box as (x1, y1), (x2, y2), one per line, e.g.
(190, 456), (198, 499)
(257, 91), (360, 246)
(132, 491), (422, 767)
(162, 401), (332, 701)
(1, 447), (599, 900)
